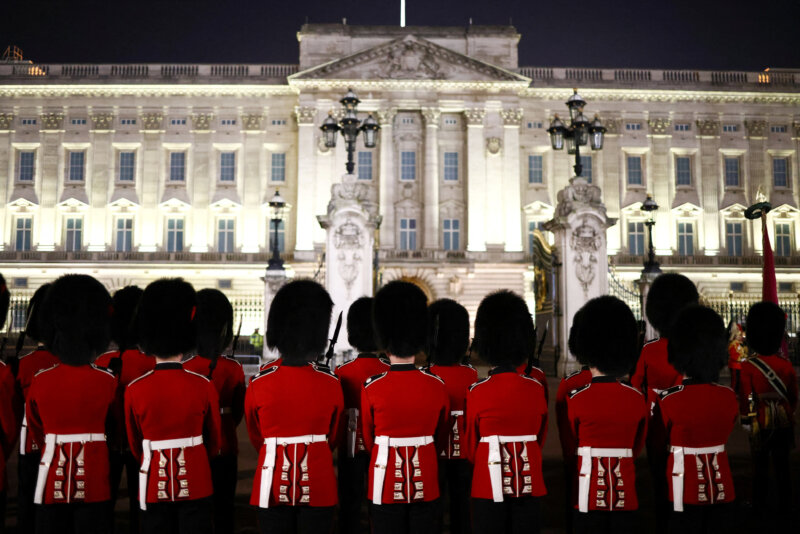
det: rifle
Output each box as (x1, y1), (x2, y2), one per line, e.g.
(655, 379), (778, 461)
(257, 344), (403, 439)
(0, 311), (10, 367)
(526, 321), (548, 375)
(210, 317), (241, 380)
(427, 313), (440, 369)
(11, 301), (35, 377)
(321, 311), (343, 370)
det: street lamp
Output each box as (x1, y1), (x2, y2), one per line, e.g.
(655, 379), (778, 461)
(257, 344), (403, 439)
(547, 88), (605, 178)
(319, 88), (380, 175)
(641, 194), (661, 273)
(267, 190), (287, 271)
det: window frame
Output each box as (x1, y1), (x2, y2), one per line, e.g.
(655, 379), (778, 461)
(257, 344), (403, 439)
(773, 157), (789, 188)
(628, 221), (645, 255)
(67, 150), (86, 182)
(775, 222), (792, 257)
(17, 150), (36, 183)
(15, 216), (33, 252)
(166, 217), (185, 252)
(528, 154), (544, 184)
(64, 217), (83, 252)
(725, 221), (744, 257)
(270, 152), (286, 183)
(118, 150), (136, 183)
(219, 151), (236, 183)
(677, 221), (695, 256)
(443, 152), (459, 182)
(626, 155), (644, 186)
(442, 218), (460, 251)
(723, 156), (741, 188)
(675, 155), (692, 187)
(400, 151), (416, 181)
(399, 218), (418, 250)
(217, 217), (235, 253)
(115, 217), (134, 252)
(357, 151), (373, 181)
(168, 151), (187, 183)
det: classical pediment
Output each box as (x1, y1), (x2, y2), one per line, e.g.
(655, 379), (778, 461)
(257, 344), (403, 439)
(671, 202), (703, 217)
(290, 35), (530, 85)
(210, 195), (242, 211)
(720, 203), (748, 219)
(58, 188), (89, 207)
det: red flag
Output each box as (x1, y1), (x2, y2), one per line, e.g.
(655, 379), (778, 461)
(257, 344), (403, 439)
(762, 219), (778, 304)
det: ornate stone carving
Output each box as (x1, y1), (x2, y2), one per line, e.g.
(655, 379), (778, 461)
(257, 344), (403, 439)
(294, 106), (317, 124)
(448, 275), (463, 297)
(792, 121), (800, 137)
(421, 107), (441, 127)
(570, 218), (602, 297)
(555, 177), (605, 218)
(242, 113), (264, 130)
(602, 117), (622, 134)
(90, 112), (114, 130)
(696, 119), (720, 136)
(40, 112), (64, 130)
(376, 40), (441, 79)
(191, 113), (213, 130)
(463, 108), (485, 126)
(745, 119), (767, 137)
(141, 112), (163, 130)
(647, 117), (671, 134)
(501, 108), (524, 126)
(0, 113), (14, 130)
(334, 219), (364, 293)
(486, 137), (502, 155)
(376, 108), (398, 125)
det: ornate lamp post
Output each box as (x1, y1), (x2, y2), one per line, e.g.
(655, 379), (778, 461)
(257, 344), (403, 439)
(547, 88), (606, 178)
(641, 194), (661, 273)
(267, 190), (287, 271)
(320, 88), (380, 175)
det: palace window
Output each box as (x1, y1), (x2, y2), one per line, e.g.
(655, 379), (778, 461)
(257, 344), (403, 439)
(677, 222), (694, 256)
(218, 218), (235, 253)
(528, 155), (543, 184)
(116, 218), (133, 252)
(724, 157), (740, 187)
(625, 123), (642, 131)
(444, 117), (458, 126)
(726, 222), (743, 256)
(775, 222), (792, 257)
(580, 155), (592, 183)
(401, 151), (416, 181)
(15, 217), (32, 251)
(68, 151), (85, 182)
(120, 118), (136, 126)
(268, 220), (285, 253)
(443, 152), (459, 182)
(627, 156), (643, 185)
(220, 152), (236, 182)
(674, 123), (691, 132)
(64, 217), (82, 252)
(21, 118), (36, 126)
(170, 118), (187, 126)
(771, 125), (787, 133)
(628, 222), (645, 255)
(675, 156), (691, 186)
(773, 157), (788, 188)
(18, 151), (35, 182)
(527, 121), (544, 129)
(271, 119), (287, 126)
(71, 118), (87, 125)
(357, 151), (372, 181)
(443, 219), (460, 251)
(271, 153), (286, 182)
(399, 218), (417, 250)
(166, 218), (184, 252)
(220, 119), (236, 126)
(722, 124), (738, 133)
(169, 152), (186, 182)
(118, 151), (135, 182)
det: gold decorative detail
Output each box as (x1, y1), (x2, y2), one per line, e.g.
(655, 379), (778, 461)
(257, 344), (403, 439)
(141, 112), (163, 130)
(501, 108), (524, 126)
(293, 106), (316, 124)
(486, 137), (502, 155)
(191, 113), (213, 130)
(421, 107), (441, 126)
(90, 112), (114, 130)
(745, 119), (767, 137)
(375, 108), (398, 125)
(242, 113), (264, 130)
(696, 119), (720, 136)
(792, 121), (800, 137)
(463, 108), (486, 125)
(647, 117), (671, 134)
(0, 113), (15, 129)
(40, 112), (64, 130)
(602, 117), (622, 134)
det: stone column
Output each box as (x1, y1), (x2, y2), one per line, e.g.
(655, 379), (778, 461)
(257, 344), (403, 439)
(377, 108), (397, 249)
(502, 108), (524, 251)
(422, 107), (440, 250)
(544, 176), (617, 376)
(465, 108), (487, 252)
(294, 106), (317, 258)
(262, 270), (291, 362)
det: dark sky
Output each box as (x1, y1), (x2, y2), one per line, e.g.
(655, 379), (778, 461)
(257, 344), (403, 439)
(3, 0), (799, 70)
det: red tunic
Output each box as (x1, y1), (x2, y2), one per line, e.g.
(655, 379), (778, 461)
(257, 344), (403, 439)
(125, 362), (222, 504)
(361, 364), (450, 504)
(630, 338), (681, 394)
(429, 363), (478, 459)
(738, 354), (799, 427)
(0, 361), (20, 491)
(183, 355), (245, 456)
(245, 363), (344, 507)
(556, 368), (592, 460)
(465, 367), (548, 500)
(516, 362), (550, 403)
(335, 353), (389, 456)
(27, 364), (117, 504)
(653, 380), (737, 507)
(565, 376), (648, 512)
(17, 348), (60, 454)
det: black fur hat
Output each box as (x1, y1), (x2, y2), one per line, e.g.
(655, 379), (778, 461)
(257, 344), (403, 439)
(746, 301), (786, 356)
(373, 281), (428, 358)
(39, 274), (112, 366)
(668, 305), (727, 382)
(137, 278), (197, 358)
(573, 296), (638, 377)
(428, 299), (470, 366)
(0, 275), (8, 331)
(473, 290), (534, 368)
(567, 306), (586, 359)
(110, 286), (143, 349)
(267, 279), (333, 363)
(195, 289), (234, 359)
(645, 273), (699, 338)
(347, 296), (378, 353)
(25, 283), (51, 343)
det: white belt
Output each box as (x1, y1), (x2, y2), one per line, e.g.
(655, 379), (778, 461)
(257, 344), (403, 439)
(346, 408), (359, 458)
(259, 434), (327, 508)
(34, 433), (106, 504)
(372, 435), (434, 505)
(139, 435), (203, 511)
(670, 444), (725, 512)
(450, 410), (464, 416)
(19, 406), (27, 456)
(480, 435), (537, 502)
(577, 447), (633, 513)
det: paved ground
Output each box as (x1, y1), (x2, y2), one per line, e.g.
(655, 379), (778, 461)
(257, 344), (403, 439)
(4, 374), (800, 533)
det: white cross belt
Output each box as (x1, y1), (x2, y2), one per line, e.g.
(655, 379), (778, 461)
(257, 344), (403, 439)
(259, 434), (327, 508)
(139, 435), (203, 510)
(670, 444), (725, 512)
(577, 447), (633, 513)
(372, 435), (434, 505)
(35, 433), (106, 504)
(480, 435), (537, 502)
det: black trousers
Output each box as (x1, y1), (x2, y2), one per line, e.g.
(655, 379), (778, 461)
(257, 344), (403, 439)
(752, 427), (793, 516)
(370, 501), (439, 534)
(437, 459), (472, 534)
(668, 503), (735, 534)
(141, 497), (213, 534)
(109, 450), (141, 534)
(646, 441), (669, 534)
(211, 454), (238, 534)
(257, 505), (335, 534)
(472, 496), (540, 534)
(0, 490), (6, 533)
(36, 501), (113, 534)
(337, 452), (370, 534)
(572, 510), (639, 534)
(18, 451), (41, 534)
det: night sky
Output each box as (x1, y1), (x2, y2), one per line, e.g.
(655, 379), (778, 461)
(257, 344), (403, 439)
(3, 0), (799, 70)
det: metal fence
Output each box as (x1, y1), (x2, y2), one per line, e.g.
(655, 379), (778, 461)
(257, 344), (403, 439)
(607, 267), (642, 320)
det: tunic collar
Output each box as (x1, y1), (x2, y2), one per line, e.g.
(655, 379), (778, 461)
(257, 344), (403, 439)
(155, 362), (183, 370)
(489, 365), (518, 375)
(389, 363), (417, 371)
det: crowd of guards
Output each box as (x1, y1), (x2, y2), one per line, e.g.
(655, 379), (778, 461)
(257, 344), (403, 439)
(0, 270), (793, 534)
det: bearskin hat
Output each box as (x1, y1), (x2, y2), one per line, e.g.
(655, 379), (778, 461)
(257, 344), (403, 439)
(572, 296), (638, 377)
(25, 283), (51, 343)
(347, 297), (378, 353)
(668, 305), (727, 382)
(746, 301), (786, 356)
(645, 273), (699, 338)
(195, 289), (234, 359)
(427, 299), (470, 366)
(38, 274), (112, 366)
(473, 291), (535, 368)
(373, 281), (428, 358)
(0, 275), (8, 331)
(110, 286), (143, 349)
(567, 306), (586, 359)
(137, 278), (197, 358)
(267, 279), (333, 363)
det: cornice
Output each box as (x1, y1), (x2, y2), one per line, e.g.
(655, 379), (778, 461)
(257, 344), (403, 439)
(0, 84), (296, 99)
(288, 78), (529, 94)
(523, 87), (800, 105)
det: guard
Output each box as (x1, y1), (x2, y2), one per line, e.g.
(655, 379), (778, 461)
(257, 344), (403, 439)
(0, 274), (20, 532)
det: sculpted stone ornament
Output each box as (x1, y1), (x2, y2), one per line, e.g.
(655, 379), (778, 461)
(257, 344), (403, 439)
(792, 121), (800, 137)
(0, 113), (14, 130)
(501, 108), (524, 126)
(486, 137), (502, 155)
(421, 108), (441, 127)
(90, 113), (114, 130)
(242, 114), (264, 131)
(463, 108), (485, 126)
(294, 106), (317, 124)
(555, 176), (605, 218)
(335, 219), (365, 293)
(696, 119), (720, 136)
(141, 112), (163, 131)
(378, 40), (441, 79)
(191, 113), (213, 131)
(647, 118), (671, 135)
(745, 120), (767, 137)
(570, 219), (602, 297)
(40, 112), (64, 130)
(376, 108), (398, 126)
(602, 117), (622, 135)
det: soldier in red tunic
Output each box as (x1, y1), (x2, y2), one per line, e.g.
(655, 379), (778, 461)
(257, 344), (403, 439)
(0, 274), (20, 532)
(245, 279), (344, 534)
(16, 283), (58, 534)
(564, 296), (647, 533)
(650, 305), (737, 533)
(125, 278), (222, 534)
(335, 296), (389, 534)
(362, 281), (449, 534)
(183, 289), (245, 534)
(94, 285), (154, 534)
(26, 275), (117, 533)
(465, 291), (548, 534)
(739, 302), (798, 525)
(426, 298), (477, 534)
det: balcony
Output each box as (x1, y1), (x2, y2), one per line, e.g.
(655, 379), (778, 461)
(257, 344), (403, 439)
(612, 254), (800, 268)
(0, 250), (290, 264)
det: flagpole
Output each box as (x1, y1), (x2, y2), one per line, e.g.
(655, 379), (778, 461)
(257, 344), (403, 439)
(400, 0), (406, 27)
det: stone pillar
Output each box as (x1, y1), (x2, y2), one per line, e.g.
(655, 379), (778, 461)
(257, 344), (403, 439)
(294, 106), (317, 257)
(262, 270), (291, 363)
(376, 109), (397, 249)
(545, 176), (617, 376)
(502, 108), (524, 251)
(422, 107), (440, 250)
(465, 108), (487, 252)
